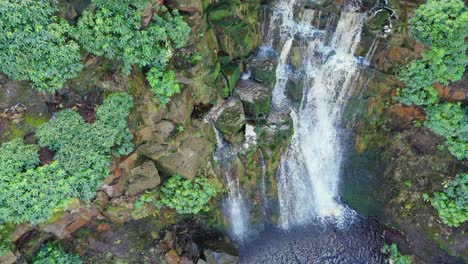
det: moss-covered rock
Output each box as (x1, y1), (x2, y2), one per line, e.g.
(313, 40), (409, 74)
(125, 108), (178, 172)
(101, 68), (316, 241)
(214, 99), (246, 137)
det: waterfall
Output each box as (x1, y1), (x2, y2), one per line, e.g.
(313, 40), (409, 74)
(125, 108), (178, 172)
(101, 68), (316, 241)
(213, 127), (250, 242)
(269, 1), (366, 229)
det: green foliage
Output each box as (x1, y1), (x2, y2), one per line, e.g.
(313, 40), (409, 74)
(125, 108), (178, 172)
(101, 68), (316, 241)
(0, 226), (12, 257)
(160, 174), (217, 214)
(0, 93), (133, 225)
(0, 0), (83, 92)
(381, 243), (412, 264)
(146, 68), (181, 104)
(424, 103), (467, 160)
(428, 173), (468, 227)
(75, 0), (190, 75)
(409, 0), (468, 48)
(396, 0), (468, 160)
(0, 138), (39, 175)
(396, 61), (438, 106)
(33, 243), (82, 264)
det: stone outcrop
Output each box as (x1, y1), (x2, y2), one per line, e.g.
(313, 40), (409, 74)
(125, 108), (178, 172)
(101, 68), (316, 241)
(235, 80), (271, 119)
(214, 99), (246, 136)
(125, 161), (161, 196)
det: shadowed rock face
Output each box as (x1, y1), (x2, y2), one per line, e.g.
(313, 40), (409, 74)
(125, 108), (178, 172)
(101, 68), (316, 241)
(239, 218), (385, 264)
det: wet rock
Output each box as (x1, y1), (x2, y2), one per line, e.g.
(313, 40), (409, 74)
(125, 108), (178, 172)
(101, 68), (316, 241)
(220, 64), (242, 98)
(285, 70), (304, 102)
(204, 249), (239, 264)
(384, 105), (424, 131)
(249, 48), (277, 87)
(165, 249), (180, 264)
(102, 202), (133, 224)
(235, 80), (271, 119)
(153, 120), (176, 141)
(214, 99), (246, 136)
(125, 161), (161, 196)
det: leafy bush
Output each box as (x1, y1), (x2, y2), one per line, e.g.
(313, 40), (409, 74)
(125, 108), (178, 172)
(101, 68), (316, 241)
(381, 243), (412, 264)
(425, 173), (468, 227)
(146, 68), (181, 104)
(0, 0), (83, 92)
(409, 0), (467, 48)
(424, 103), (467, 160)
(0, 93), (133, 225)
(33, 243), (82, 264)
(160, 174), (217, 214)
(74, 0), (190, 75)
(396, 61), (438, 106)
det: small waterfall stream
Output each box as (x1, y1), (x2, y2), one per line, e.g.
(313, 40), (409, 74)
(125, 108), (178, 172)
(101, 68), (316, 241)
(269, 1), (366, 228)
(213, 127), (250, 242)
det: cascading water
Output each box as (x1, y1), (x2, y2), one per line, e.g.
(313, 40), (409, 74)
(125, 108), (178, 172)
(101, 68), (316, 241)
(270, 1), (366, 228)
(213, 127), (250, 242)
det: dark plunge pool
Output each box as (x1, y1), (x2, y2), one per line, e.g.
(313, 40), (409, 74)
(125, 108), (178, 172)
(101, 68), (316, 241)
(239, 217), (385, 264)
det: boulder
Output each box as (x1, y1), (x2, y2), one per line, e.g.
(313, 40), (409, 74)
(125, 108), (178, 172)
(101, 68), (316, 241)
(102, 202), (133, 224)
(204, 249), (239, 264)
(214, 99), (246, 136)
(138, 143), (175, 161)
(40, 199), (99, 239)
(235, 80), (271, 118)
(249, 48), (277, 87)
(125, 161), (161, 196)
(155, 132), (213, 180)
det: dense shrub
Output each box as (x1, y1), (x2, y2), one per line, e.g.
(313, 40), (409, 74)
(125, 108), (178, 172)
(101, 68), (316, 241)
(409, 0), (467, 48)
(146, 68), (181, 104)
(396, 0), (468, 161)
(33, 243), (82, 264)
(425, 173), (468, 227)
(0, 0), (83, 92)
(424, 103), (467, 160)
(74, 0), (190, 75)
(160, 174), (217, 214)
(381, 243), (412, 264)
(0, 93), (133, 225)
(397, 0), (467, 105)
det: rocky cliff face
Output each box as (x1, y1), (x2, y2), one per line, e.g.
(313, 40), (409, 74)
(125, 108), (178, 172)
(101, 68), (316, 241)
(0, 0), (466, 263)
(346, 0), (467, 262)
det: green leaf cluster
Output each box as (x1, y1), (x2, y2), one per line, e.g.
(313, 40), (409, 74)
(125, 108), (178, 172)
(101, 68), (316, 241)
(74, 0), (190, 75)
(428, 173), (468, 227)
(381, 243), (412, 264)
(160, 174), (217, 214)
(396, 0), (468, 106)
(0, 93), (133, 225)
(146, 68), (181, 104)
(0, 0), (83, 92)
(33, 243), (82, 264)
(425, 103), (467, 159)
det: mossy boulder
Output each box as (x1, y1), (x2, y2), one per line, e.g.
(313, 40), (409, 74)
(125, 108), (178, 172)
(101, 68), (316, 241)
(214, 99), (246, 136)
(235, 80), (271, 119)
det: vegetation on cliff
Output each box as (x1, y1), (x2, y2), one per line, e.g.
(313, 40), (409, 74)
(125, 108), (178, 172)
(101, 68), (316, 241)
(0, 93), (133, 226)
(159, 174), (217, 215)
(396, 0), (467, 160)
(424, 173), (468, 227)
(33, 243), (82, 264)
(0, 0), (82, 92)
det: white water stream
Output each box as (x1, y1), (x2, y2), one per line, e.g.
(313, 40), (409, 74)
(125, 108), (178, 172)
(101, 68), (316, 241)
(271, 1), (366, 229)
